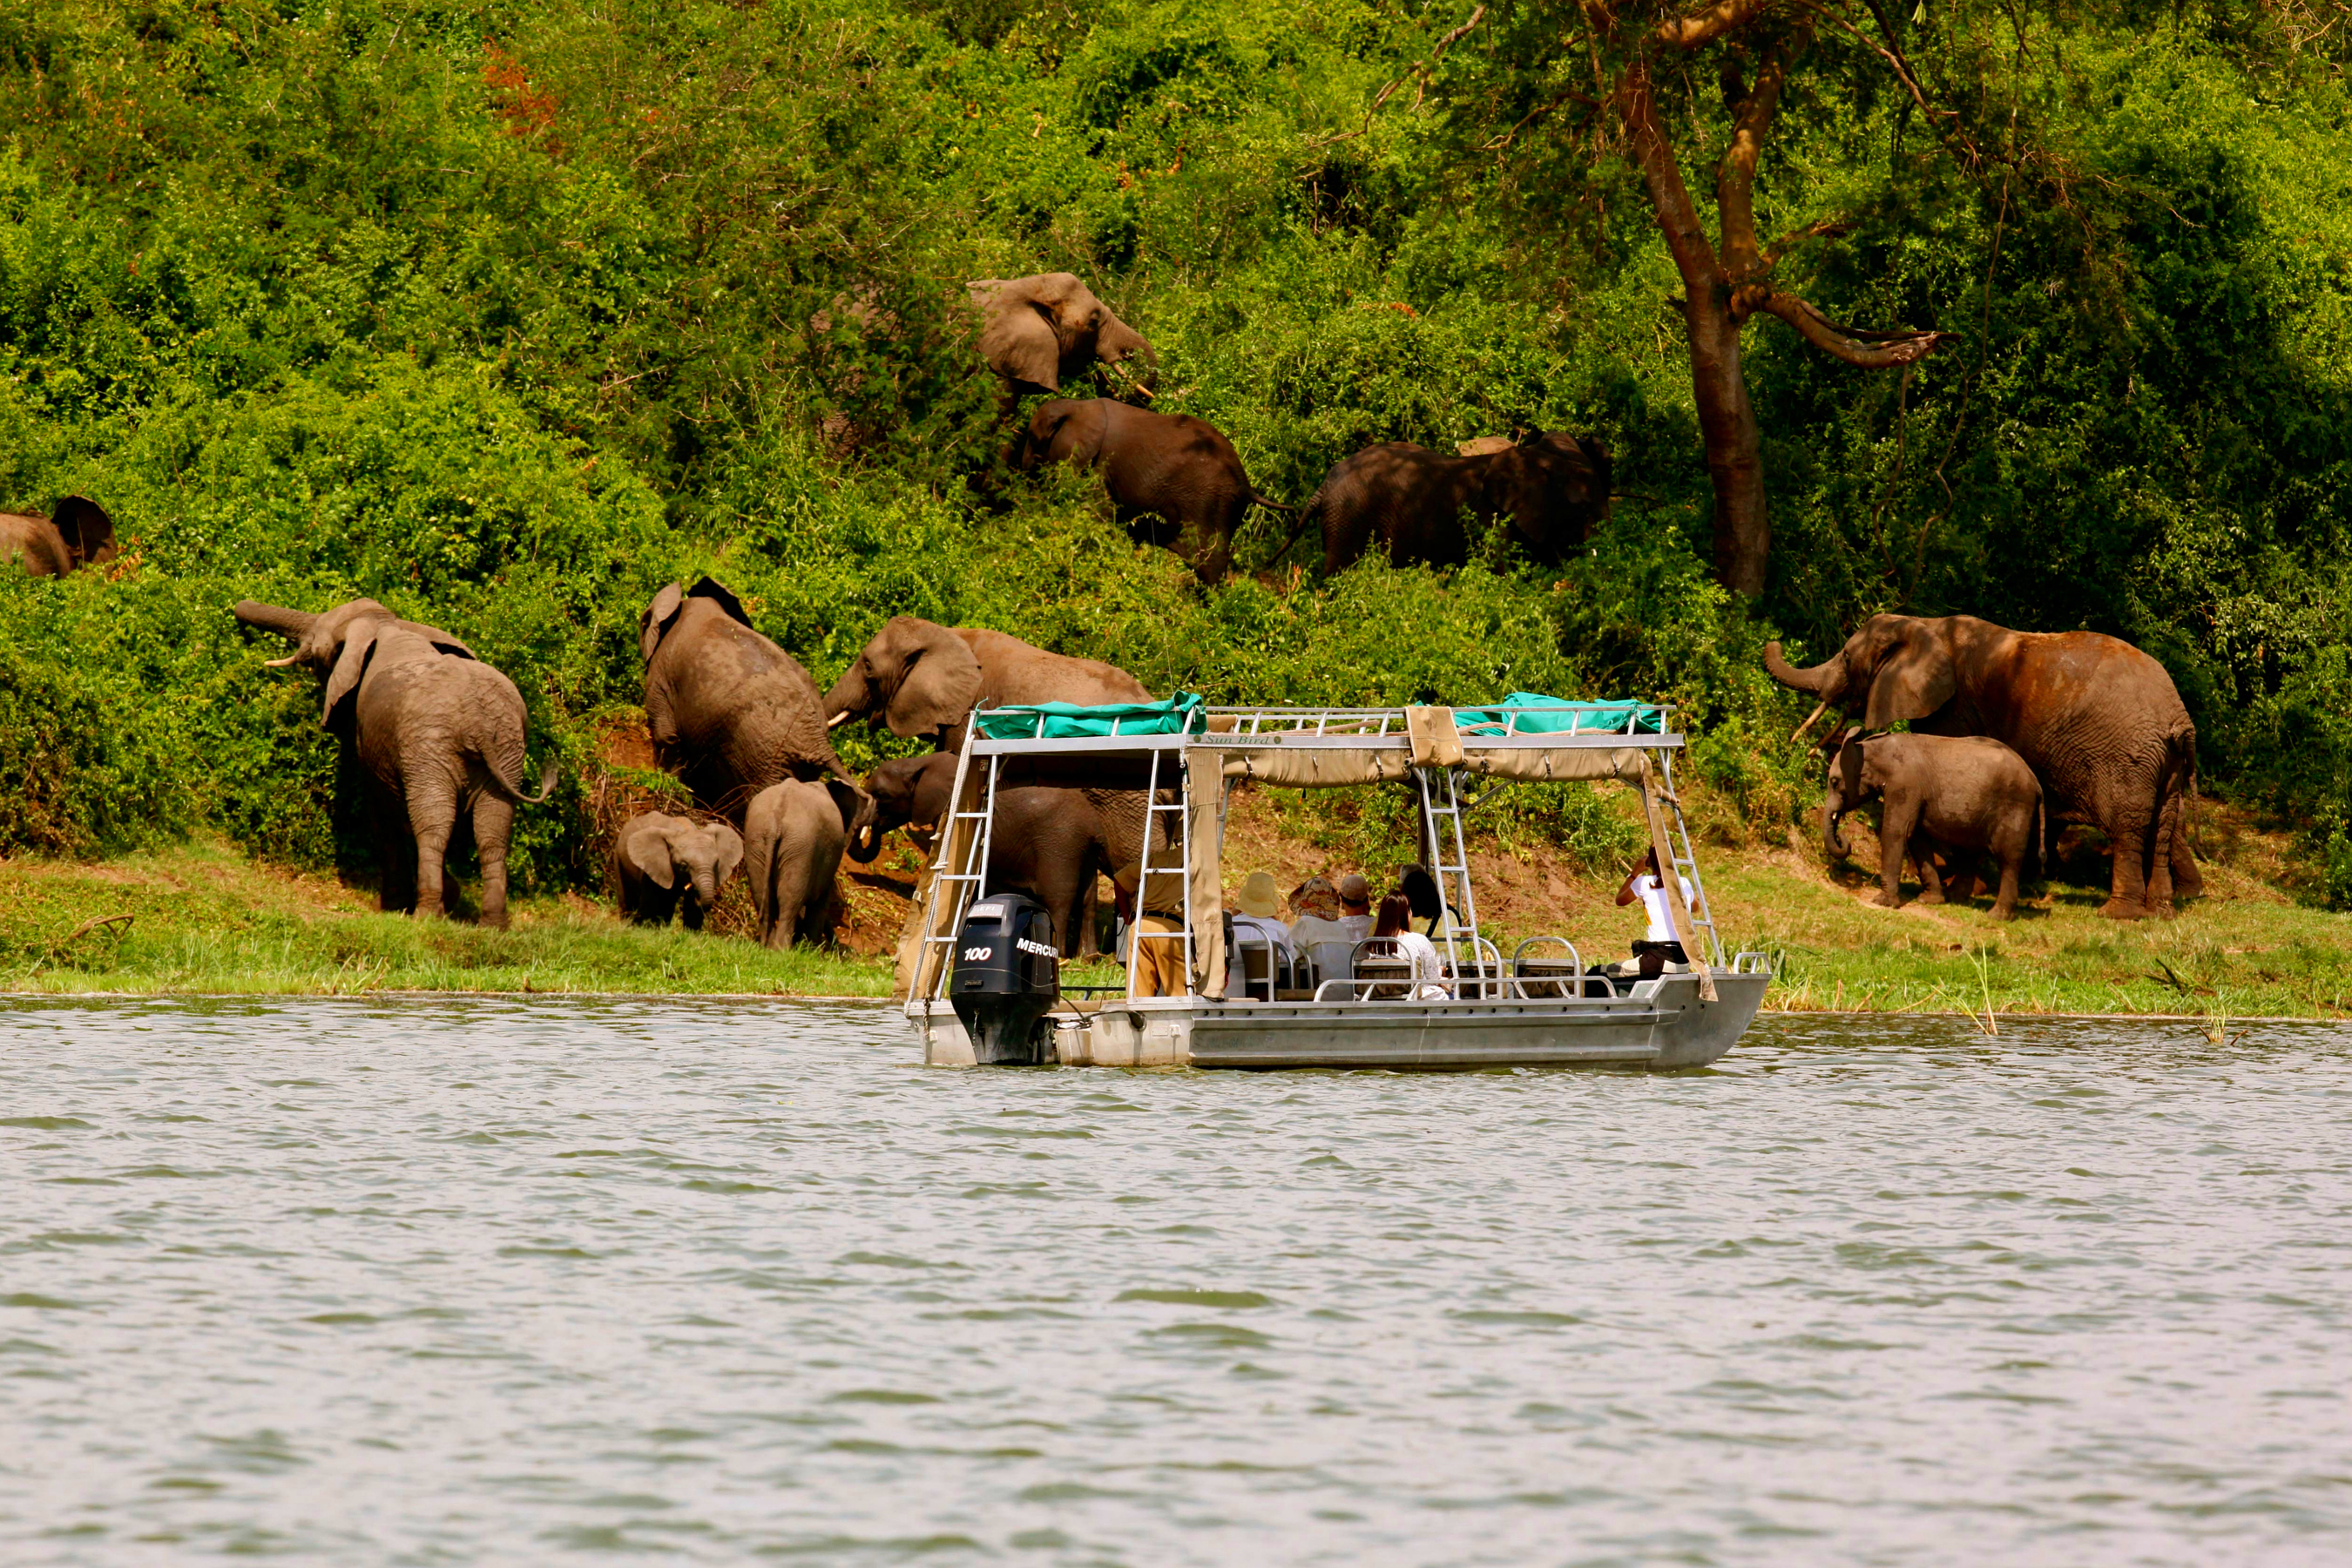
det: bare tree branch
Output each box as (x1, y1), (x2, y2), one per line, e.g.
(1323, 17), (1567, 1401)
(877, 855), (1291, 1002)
(1654, 0), (1788, 53)
(1717, 12), (1814, 278)
(1756, 292), (1950, 366)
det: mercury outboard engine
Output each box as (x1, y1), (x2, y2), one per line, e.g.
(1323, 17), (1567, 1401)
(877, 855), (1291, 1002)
(950, 892), (1060, 1065)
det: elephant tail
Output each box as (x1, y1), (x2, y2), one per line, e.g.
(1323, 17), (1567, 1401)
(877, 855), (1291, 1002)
(1260, 492), (1319, 568)
(1249, 493), (1297, 515)
(485, 754), (558, 807)
(2168, 723), (2200, 863)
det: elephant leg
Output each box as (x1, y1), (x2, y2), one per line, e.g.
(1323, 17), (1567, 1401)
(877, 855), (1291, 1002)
(1990, 852), (2023, 920)
(767, 854), (810, 950)
(2100, 815), (2153, 922)
(680, 895), (706, 932)
(1875, 806), (1916, 909)
(1914, 846), (1947, 905)
(471, 794), (514, 930)
(410, 819), (453, 920)
(2143, 786), (2180, 919)
(2170, 810), (2205, 901)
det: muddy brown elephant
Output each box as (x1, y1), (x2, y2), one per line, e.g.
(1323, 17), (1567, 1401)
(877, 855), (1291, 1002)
(616, 813), (743, 930)
(1823, 732), (2044, 919)
(1767, 614), (2197, 920)
(864, 753), (1169, 959)
(237, 598), (554, 927)
(640, 578), (874, 847)
(744, 779), (864, 949)
(968, 273), (1156, 400)
(1022, 399), (1291, 584)
(3, 497), (115, 578)
(1303, 434), (1612, 575)
(824, 616), (1152, 750)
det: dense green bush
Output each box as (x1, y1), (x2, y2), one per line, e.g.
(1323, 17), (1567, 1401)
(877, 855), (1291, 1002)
(1, 1), (2348, 902)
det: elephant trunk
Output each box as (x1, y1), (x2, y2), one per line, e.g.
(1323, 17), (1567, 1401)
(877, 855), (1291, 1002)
(821, 670), (870, 730)
(1822, 798), (1849, 861)
(844, 791), (882, 863)
(236, 600), (319, 642)
(1763, 639), (1838, 693)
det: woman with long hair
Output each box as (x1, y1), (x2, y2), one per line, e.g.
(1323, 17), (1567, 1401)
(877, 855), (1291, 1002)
(1368, 892), (1450, 1000)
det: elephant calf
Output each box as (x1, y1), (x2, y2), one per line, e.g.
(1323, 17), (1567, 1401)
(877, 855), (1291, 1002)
(616, 813), (744, 930)
(1825, 732), (2044, 919)
(744, 779), (866, 950)
(1022, 399), (1291, 585)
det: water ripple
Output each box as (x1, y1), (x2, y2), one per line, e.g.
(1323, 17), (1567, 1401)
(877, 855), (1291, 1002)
(0, 997), (2346, 1564)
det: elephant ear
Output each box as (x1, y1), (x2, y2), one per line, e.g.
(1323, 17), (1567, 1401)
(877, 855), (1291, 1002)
(624, 822), (676, 889)
(1864, 625), (1957, 729)
(885, 622), (983, 740)
(1836, 734), (1867, 801)
(51, 497), (114, 566)
(977, 302), (1062, 391)
(393, 618), (478, 661)
(686, 575), (753, 629)
(641, 582), (685, 663)
(321, 621), (383, 726)
(706, 822), (745, 888)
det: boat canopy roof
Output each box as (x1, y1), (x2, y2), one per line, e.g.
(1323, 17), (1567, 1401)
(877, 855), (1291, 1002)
(965, 695), (1678, 787)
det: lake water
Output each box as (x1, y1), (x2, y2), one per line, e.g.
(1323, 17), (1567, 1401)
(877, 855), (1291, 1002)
(2, 1000), (2348, 1565)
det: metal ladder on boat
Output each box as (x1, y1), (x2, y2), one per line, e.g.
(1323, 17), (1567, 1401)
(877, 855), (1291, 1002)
(1656, 749), (1724, 967)
(1125, 743), (1193, 996)
(1416, 765), (1488, 996)
(917, 751), (1003, 1000)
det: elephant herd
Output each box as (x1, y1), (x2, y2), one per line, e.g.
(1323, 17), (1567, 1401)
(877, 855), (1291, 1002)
(971, 271), (1614, 583)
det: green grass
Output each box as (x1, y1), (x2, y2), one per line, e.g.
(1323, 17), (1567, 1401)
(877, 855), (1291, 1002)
(0, 839), (896, 997)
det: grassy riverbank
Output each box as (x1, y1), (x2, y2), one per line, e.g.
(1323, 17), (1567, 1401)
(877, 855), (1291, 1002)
(7, 801), (2349, 1019)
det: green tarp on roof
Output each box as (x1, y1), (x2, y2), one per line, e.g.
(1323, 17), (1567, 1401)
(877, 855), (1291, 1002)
(1456, 693), (1664, 736)
(970, 691), (1206, 740)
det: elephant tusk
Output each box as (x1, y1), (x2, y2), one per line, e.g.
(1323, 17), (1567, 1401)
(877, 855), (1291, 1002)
(262, 654), (302, 668)
(828, 710), (853, 728)
(1789, 700), (1829, 747)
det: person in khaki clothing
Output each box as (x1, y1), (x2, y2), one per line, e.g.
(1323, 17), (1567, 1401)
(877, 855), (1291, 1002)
(1113, 883), (1193, 997)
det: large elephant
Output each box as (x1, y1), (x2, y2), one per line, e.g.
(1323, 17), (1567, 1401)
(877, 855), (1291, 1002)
(968, 273), (1156, 400)
(1823, 731), (2044, 920)
(616, 813), (744, 930)
(1022, 398), (1291, 584)
(744, 779), (863, 949)
(1767, 614), (2198, 920)
(824, 616), (1152, 749)
(640, 577), (874, 846)
(864, 753), (1170, 958)
(3, 497), (115, 578)
(1306, 434), (1612, 575)
(236, 597), (553, 927)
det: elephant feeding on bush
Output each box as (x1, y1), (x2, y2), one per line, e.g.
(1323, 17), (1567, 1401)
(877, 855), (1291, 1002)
(640, 577), (875, 848)
(1823, 732), (2044, 919)
(3, 497), (115, 578)
(1022, 398), (1291, 585)
(615, 813), (743, 930)
(825, 616), (1153, 747)
(1767, 613), (2198, 919)
(236, 597), (554, 927)
(1304, 434), (1612, 575)
(968, 273), (1156, 400)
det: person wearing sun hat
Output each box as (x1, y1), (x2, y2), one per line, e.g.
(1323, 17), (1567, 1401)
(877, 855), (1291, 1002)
(1225, 870), (1297, 999)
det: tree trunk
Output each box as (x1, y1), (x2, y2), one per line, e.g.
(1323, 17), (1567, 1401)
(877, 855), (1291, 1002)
(1686, 291), (1769, 597)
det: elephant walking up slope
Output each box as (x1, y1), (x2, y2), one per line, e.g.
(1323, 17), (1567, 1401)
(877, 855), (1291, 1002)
(1767, 613), (2197, 920)
(237, 597), (553, 927)
(640, 578), (874, 848)
(1022, 398), (1290, 585)
(1304, 433), (1612, 575)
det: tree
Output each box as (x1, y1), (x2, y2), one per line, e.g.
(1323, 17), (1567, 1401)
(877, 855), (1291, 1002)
(1442, 2), (1951, 595)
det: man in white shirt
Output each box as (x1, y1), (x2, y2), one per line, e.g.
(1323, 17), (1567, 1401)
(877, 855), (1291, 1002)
(1614, 848), (1694, 978)
(1287, 875), (1360, 993)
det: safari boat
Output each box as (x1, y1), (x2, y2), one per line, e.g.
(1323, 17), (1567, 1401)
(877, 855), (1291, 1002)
(900, 696), (1772, 1070)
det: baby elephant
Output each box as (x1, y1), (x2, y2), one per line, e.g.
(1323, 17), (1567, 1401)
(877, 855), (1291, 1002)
(617, 813), (744, 930)
(745, 779), (866, 949)
(1825, 732), (2044, 919)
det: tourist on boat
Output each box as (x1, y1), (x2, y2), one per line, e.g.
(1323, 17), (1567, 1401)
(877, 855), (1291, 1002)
(1335, 873), (1372, 937)
(1113, 884), (1192, 997)
(1287, 875), (1362, 986)
(1615, 848), (1693, 978)
(1227, 871), (1298, 998)
(1369, 893), (1451, 1000)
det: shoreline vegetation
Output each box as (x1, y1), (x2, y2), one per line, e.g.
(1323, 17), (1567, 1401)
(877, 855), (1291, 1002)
(10, 779), (2348, 1022)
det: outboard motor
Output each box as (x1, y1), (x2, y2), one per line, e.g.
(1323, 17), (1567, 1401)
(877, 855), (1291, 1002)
(950, 892), (1060, 1065)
